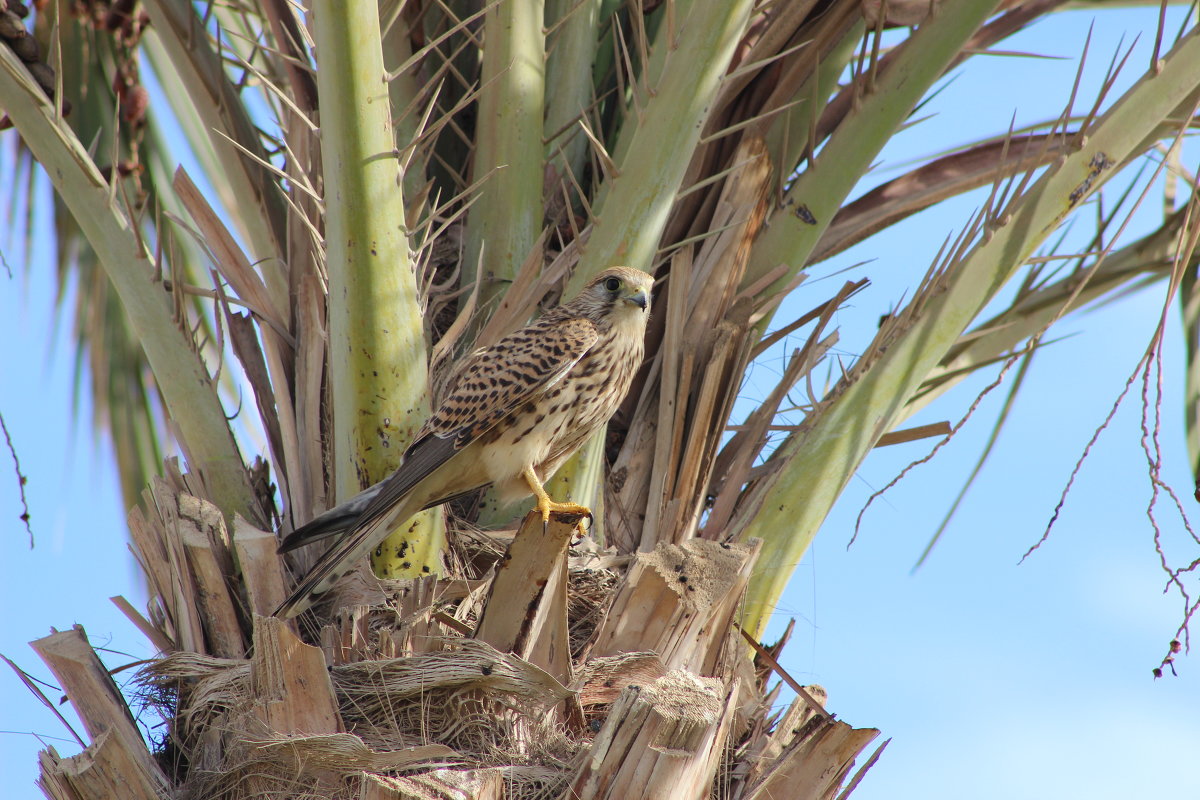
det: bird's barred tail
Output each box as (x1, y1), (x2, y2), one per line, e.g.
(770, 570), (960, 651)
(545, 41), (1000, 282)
(276, 482), (385, 553)
(273, 495), (421, 618)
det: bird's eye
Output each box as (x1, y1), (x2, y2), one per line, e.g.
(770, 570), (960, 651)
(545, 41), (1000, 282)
(603, 277), (621, 292)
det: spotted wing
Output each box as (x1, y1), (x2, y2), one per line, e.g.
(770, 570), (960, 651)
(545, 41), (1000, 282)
(346, 314), (600, 529)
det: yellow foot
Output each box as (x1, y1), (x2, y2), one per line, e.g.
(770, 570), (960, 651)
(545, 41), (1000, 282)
(535, 495), (592, 524)
(523, 464), (592, 524)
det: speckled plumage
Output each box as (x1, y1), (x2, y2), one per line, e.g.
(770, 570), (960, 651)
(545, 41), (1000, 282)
(274, 267), (654, 618)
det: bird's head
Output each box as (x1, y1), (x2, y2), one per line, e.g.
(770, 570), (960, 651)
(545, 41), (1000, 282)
(573, 267), (653, 326)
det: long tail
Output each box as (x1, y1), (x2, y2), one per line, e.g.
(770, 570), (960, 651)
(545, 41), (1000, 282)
(277, 483), (384, 553)
(273, 493), (422, 618)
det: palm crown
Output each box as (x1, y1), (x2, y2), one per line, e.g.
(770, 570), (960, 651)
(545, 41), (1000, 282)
(3, 1), (1199, 798)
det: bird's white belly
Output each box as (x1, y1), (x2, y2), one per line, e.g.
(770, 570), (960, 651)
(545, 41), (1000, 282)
(476, 385), (584, 501)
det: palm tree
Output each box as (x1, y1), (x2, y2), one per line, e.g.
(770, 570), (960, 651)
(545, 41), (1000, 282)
(4, 0), (1198, 797)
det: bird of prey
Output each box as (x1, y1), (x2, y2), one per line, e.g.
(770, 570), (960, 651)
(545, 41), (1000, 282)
(274, 267), (654, 618)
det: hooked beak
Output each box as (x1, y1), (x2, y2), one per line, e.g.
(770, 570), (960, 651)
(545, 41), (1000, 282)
(625, 288), (649, 310)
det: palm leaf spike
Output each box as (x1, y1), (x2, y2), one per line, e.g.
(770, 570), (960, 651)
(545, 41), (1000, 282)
(381, 0), (438, 204)
(914, 174), (1192, 415)
(141, 0), (290, 281)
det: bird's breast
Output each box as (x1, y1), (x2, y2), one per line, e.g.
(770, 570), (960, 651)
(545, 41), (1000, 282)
(478, 329), (643, 482)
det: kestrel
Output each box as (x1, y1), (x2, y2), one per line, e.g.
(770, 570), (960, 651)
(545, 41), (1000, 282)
(274, 267), (654, 618)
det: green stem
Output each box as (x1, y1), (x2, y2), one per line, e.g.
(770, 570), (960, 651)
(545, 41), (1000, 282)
(314, 0), (443, 576)
(544, 0), (602, 205)
(744, 0), (1001, 295)
(463, 0), (546, 313)
(570, 0), (756, 291)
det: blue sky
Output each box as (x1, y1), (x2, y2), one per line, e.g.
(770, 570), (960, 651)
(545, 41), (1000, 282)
(3, 6), (1199, 798)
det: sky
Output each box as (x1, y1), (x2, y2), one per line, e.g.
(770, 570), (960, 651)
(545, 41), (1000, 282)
(2, 6), (1199, 799)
